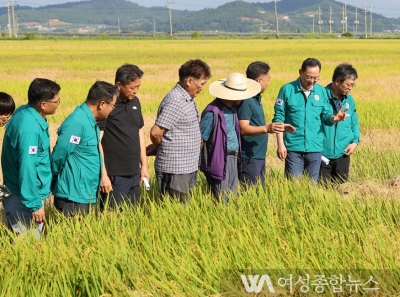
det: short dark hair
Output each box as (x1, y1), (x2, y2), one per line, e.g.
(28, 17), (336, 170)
(246, 61), (271, 80)
(332, 63), (358, 82)
(28, 78), (61, 105)
(115, 64), (144, 85)
(301, 58), (321, 72)
(0, 92), (15, 115)
(86, 81), (119, 105)
(179, 59), (211, 82)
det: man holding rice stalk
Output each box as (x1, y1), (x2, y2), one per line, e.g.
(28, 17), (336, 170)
(51, 81), (118, 217)
(237, 61), (295, 186)
(147, 59), (211, 202)
(1, 78), (60, 238)
(320, 63), (360, 184)
(273, 58), (348, 182)
(98, 64), (149, 210)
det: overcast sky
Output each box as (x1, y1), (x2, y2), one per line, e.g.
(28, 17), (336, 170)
(19, 0), (400, 18)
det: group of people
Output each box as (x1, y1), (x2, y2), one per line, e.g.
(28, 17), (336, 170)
(0, 57), (360, 238)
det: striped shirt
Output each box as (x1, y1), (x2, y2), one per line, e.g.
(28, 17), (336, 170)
(155, 83), (201, 174)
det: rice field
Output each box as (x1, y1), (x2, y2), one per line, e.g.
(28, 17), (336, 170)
(0, 38), (399, 296)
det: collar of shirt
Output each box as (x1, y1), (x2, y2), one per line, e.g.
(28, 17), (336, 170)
(175, 83), (194, 102)
(254, 93), (262, 104)
(116, 97), (134, 106)
(80, 102), (97, 128)
(296, 78), (313, 98)
(26, 104), (48, 131)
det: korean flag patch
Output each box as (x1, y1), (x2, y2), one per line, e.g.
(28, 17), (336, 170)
(29, 146), (37, 154)
(70, 135), (81, 144)
(276, 99), (283, 106)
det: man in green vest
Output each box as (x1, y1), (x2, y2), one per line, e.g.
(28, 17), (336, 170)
(51, 81), (118, 217)
(1, 78), (61, 238)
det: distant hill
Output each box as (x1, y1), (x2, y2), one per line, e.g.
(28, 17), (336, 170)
(0, 0), (191, 32)
(0, 0), (398, 34)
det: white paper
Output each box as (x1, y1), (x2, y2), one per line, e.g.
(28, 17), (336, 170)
(321, 155), (330, 165)
(142, 177), (150, 191)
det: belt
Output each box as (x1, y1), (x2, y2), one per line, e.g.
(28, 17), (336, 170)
(228, 151), (239, 156)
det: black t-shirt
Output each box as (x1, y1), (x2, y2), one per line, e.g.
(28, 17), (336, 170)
(97, 96), (144, 176)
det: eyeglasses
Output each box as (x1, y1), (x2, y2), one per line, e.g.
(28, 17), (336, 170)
(46, 99), (61, 104)
(107, 102), (116, 109)
(0, 115), (11, 127)
(343, 83), (356, 89)
(0, 115), (11, 120)
(304, 75), (319, 82)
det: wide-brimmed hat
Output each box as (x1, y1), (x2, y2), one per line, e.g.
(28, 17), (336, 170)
(208, 72), (261, 100)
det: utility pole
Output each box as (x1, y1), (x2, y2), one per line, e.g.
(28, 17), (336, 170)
(309, 15), (315, 34)
(341, 5), (345, 33)
(6, 1), (12, 37)
(274, 1), (279, 37)
(354, 7), (359, 36)
(15, 15), (18, 37)
(11, 0), (15, 37)
(328, 6), (334, 34)
(117, 17), (120, 33)
(344, 3), (348, 33)
(317, 6), (323, 35)
(364, 4), (367, 38)
(153, 19), (155, 37)
(168, 0), (173, 36)
(369, 5), (372, 36)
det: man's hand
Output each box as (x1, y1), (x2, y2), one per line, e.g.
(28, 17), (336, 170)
(32, 207), (45, 223)
(146, 144), (157, 156)
(267, 122), (284, 133)
(100, 174), (112, 193)
(277, 144), (287, 161)
(344, 143), (357, 156)
(334, 108), (349, 122)
(140, 167), (150, 184)
(283, 124), (296, 133)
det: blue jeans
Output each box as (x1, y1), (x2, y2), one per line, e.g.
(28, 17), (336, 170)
(285, 151), (322, 182)
(2, 194), (44, 239)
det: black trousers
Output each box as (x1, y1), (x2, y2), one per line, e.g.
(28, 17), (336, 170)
(319, 155), (350, 184)
(54, 197), (92, 217)
(100, 174), (140, 211)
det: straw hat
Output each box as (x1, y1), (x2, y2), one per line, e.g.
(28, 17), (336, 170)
(208, 72), (261, 100)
